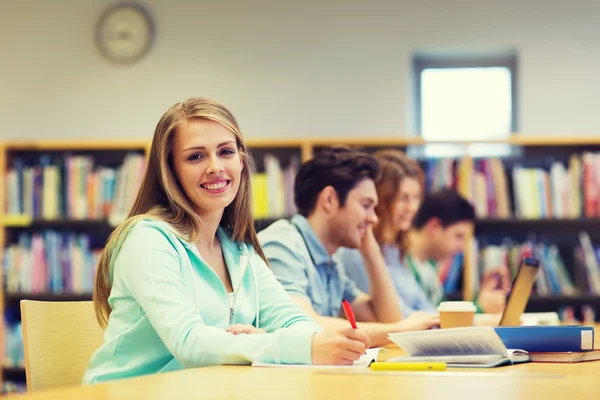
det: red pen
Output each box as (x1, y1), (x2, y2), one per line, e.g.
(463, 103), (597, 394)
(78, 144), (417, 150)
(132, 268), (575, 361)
(341, 299), (358, 329)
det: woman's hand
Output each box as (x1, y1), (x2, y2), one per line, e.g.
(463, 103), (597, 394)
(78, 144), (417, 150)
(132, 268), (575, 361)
(395, 311), (440, 332)
(311, 328), (371, 365)
(477, 266), (512, 313)
(226, 324), (266, 335)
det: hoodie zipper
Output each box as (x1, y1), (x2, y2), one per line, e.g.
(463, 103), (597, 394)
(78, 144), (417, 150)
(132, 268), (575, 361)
(192, 246), (249, 325)
(228, 254), (248, 324)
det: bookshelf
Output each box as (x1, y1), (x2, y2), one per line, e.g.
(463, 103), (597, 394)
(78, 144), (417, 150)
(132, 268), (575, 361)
(3, 136), (600, 392)
(0, 140), (149, 393)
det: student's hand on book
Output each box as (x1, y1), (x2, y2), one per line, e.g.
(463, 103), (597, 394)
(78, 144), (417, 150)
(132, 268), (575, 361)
(396, 311), (440, 332)
(226, 324), (266, 335)
(311, 328), (370, 365)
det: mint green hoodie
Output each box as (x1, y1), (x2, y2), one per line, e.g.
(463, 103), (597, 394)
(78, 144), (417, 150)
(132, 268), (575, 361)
(82, 219), (320, 383)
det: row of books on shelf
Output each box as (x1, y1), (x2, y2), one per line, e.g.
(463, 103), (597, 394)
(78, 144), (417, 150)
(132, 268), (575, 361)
(7, 150), (600, 223)
(470, 231), (600, 296)
(4, 151), (298, 221)
(3, 229), (600, 299)
(3, 231), (99, 294)
(4, 153), (146, 225)
(424, 152), (600, 220)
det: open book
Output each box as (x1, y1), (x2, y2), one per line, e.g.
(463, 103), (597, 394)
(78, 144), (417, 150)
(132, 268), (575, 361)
(388, 327), (530, 368)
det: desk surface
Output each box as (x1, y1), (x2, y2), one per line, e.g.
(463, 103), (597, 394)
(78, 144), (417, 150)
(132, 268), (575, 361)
(9, 326), (600, 400)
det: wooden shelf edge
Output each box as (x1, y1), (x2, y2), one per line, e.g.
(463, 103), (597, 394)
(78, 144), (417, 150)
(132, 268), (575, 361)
(2, 367), (24, 372)
(245, 139), (310, 148)
(508, 135), (600, 146)
(3, 136), (600, 152)
(5, 140), (150, 151)
(1, 218), (117, 229)
(4, 293), (93, 302)
(475, 217), (600, 224)
(305, 137), (425, 147)
(245, 135), (600, 147)
(529, 295), (600, 301)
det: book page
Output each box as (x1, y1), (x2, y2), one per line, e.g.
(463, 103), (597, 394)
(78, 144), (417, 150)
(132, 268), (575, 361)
(507, 349), (531, 363)
(389, 327), (509, 357)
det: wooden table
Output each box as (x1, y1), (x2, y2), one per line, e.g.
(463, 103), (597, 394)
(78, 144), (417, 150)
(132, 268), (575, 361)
(8, 328), (600, 400)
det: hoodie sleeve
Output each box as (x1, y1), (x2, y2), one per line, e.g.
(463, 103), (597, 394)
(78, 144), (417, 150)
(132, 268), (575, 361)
(250, 251), (322, 364)
(114, 221), (318, 367)
(251, 250), (322, 329)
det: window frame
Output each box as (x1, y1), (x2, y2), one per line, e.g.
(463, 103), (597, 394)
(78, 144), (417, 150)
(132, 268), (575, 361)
(413, 54), (519, 140)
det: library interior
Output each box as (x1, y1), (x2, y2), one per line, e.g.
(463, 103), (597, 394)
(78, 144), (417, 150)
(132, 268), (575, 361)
(2, 0), (600, 398)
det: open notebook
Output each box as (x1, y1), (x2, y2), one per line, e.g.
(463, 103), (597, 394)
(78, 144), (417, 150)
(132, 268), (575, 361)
(252, 348), (384, 369)
(388, 326), (530, 368)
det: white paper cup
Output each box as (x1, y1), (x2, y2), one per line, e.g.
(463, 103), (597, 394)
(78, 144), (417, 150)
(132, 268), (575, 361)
(437, 301), (476, 329)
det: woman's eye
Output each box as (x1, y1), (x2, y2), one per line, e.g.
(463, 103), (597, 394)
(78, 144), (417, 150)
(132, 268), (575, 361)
(220, 148), (235, 156)
(188, 153), (203, 161)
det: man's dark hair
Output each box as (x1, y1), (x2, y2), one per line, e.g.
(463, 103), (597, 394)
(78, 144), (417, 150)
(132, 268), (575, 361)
(294, 146), (380, 217)
(412, 188), (475, 229)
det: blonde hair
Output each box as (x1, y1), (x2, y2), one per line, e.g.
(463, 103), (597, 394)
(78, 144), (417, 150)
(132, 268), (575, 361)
(371, 149), (424, 252)
(94, 97), (266, 328)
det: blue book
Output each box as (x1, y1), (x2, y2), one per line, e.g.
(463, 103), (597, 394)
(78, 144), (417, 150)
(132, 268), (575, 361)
(494, 326), (594, 353)
(443, 253), (463, 293)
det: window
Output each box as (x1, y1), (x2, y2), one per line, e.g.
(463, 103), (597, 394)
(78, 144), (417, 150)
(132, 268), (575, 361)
(412, 55), (517, 158)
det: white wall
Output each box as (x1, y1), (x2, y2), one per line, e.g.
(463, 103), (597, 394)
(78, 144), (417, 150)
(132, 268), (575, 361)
(1, 0), (599, 141)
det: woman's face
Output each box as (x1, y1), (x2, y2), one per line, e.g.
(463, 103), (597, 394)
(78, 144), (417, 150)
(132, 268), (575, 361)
(391, 177), (422, 233)
(171, 119), (243, 216)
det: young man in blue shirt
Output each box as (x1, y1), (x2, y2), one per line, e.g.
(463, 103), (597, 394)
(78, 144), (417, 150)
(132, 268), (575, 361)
(258, 147), (439, 346)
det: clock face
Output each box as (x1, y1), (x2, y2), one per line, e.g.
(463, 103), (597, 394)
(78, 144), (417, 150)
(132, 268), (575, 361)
(96, 4), (154, 64)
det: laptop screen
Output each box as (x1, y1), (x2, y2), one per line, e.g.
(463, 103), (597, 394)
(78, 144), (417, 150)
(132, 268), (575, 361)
(498, 257), (540, 327)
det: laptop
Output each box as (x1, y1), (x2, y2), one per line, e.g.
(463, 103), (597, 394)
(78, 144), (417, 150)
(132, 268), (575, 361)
(498, 257), (540, 327)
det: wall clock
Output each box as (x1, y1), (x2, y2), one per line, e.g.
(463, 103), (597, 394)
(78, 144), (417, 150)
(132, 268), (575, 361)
(95, 3), (155, 65)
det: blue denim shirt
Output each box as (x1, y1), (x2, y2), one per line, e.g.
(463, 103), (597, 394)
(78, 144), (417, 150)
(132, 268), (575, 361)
(258, 215), (362, 317)
(337, 245), (437, 316)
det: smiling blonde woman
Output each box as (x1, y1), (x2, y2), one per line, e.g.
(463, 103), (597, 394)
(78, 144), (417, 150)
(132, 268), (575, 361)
(83, 98), (370, 384)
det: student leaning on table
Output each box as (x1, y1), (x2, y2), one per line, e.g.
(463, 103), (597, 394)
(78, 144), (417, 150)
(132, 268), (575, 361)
(82, 98), (370, 384)
(338, 151), (509, 318)
(337, 150), (435, 317)
(258, 147), (439, 348)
